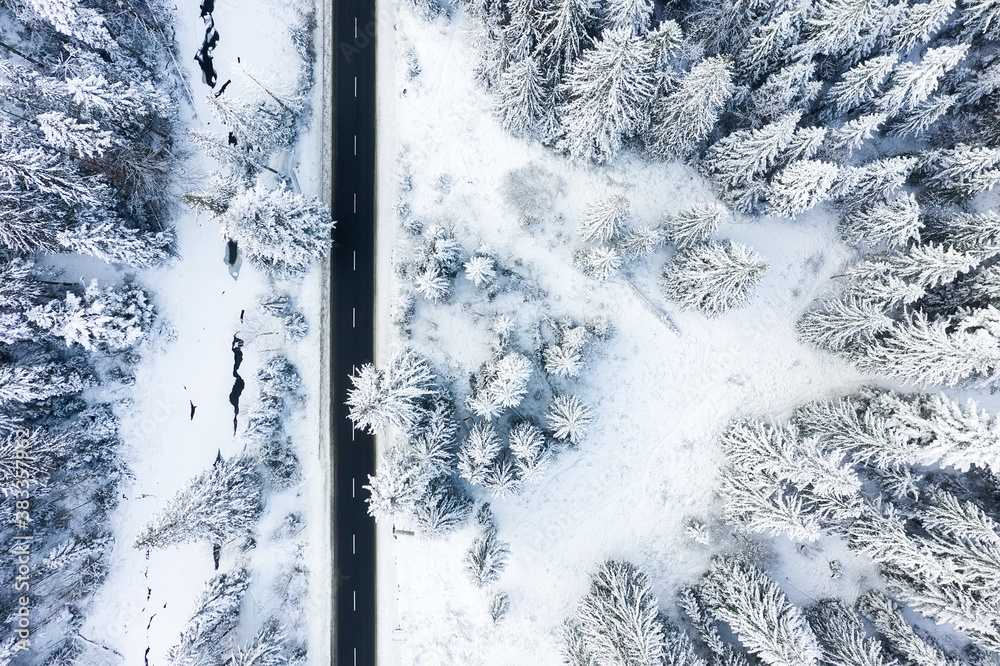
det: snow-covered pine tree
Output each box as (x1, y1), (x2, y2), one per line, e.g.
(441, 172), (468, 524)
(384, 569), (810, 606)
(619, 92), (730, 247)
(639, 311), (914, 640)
(536, 0), (598, 75)
(56, 222), (173, 267)
(496, 56), (550, 135)
(206, 93), (295, 155)
(576, 560), (666, 666)
(827, 113), (886, 152)
(702, 557), (822, 666)
(877, 45), (968, 116)
(662, 240), (767, 315)
(648, 56), (734, 159)
(134, 453), (263, 548)
(801, 0), (891, 58)
(738, 10), (802, 82)
(23, 0), (113, 48)
(464, 253), (497, 288)
(617, 225), (665, 259)
(365, 444), (435, 520)
(701, 113), (801, 190)
(750, 62), (822, 124)
(167, 569), (250, 665)
(601, 0), (652, 34)
(468, 352), (533, 419)
(857, 591), (957, 666)
(960, 0), (1000, 39)
(835, 156), (916, 208)
(28, 279), (155, 352)
(547, 394), (593, 443)
(465, 522), (509, 586)
(839, 192), (921, 247)
(797, 296), (894, 350)
(458, 421), (503, 485)
(183, 170), (244, 218)
(660, 203), (725, 248)
(347, 350), (437, 434)
(220, 182), (334, 276)
(0, 362), (88, 405)
(886, 0), (955, 53)
(411, 476), (473, 535)
(855, 308), (1000, 386)
(824, 54), (899, 117)
(558, 28), (657, 162)
(508, 421), (551, 483)
(806, 599), (895, 666)
(579, 245), (624, 281)
(579, 194), (630, 242)
(925, 143), (1000, 199)
(36, 111), (112, 159)
(767, 160), (840, 217)
(888, 93), (957, 137)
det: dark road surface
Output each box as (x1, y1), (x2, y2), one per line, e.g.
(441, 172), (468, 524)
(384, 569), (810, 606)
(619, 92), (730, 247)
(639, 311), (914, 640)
(331, 0), (377, 662)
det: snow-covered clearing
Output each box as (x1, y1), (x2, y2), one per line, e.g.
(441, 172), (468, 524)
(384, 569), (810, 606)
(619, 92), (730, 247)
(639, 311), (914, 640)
(372, 5), (936, 664)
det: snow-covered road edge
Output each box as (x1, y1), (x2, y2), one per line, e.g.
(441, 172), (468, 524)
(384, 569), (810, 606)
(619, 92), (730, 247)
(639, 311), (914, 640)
(375, 0), (399, 660)
(313, 0), (335, 656)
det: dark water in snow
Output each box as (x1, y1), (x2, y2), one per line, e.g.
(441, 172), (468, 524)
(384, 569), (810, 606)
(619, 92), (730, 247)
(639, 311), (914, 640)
(229, 334), (244, 434)
(194, 9), (219, 87)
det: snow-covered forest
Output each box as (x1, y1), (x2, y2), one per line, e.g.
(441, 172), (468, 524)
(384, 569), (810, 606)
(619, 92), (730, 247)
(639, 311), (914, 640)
(0, 0), (330, 655)
(372, 0), (1000, 662)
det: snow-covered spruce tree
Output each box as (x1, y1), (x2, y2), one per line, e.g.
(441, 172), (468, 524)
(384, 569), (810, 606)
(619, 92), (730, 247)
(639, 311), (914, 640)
(846, 243), (981, 306)
(677, 585), (750, 666)
(543, 339), (583, 377)
(183, 171), (245, 218)
(134, 453), (263, 548)
(365, 444), (436, 520)
(579, 245), (624, 281)
(889, 391), (1000, 473)
(575, 560), (666, 666)
(857, 591), (957, 666)
(563, 620), (599, 666)
(220, 183), (334, 276)
(0, 133), (108, 207)
(617, 225), (665, 260)
(602, 0), (651, 33)
(806, 599), (895, 666)
(877, 45), (968, 117)
(465, 522), (509, 587)
(836, 156), (916, 209)
(719, 459), (823, 542)
(28, 279), (155, 352)
(800, 0), (891, 58)
(411, 476), (473, 535)
(496, 56), (550, 135)
(22, 0), (113, 48)
(767, 160), (840, 217)
(489, 591), (510, 625)
(558, 28), (657, 162)
(468, 352), (533, 419)
(56, 222), (174, 268)
(536, 0), (598, 76)
(924, 144), (1000, 200)
(464, 252), (497, 288)
(885, 0), (954, 54)
(750, 62), (822, 125)
(839, 193), (921, 248)
(189, 131), (269, 183)
(167, 569), (250, 665)
(854, 310), (1000, 386)
(737, 10), (802, 83)
(648, 55), (734, 159)
(824, 54), (899, 117)
(934, 210), (1000, 253)
(960, 0), (1000, 39)
(659, 205), (724, 248)
(36, 111), (112, 159)
(347, 350), (437, 434)
(0, 362), (88, 405)
(827, 112), (886, 153)
(662, 240), (767, 316)
(458, 420), (503, 485)
(508, 420), (551, 483)
(228, 620), (291, 666)
(797, 297), (894, 351)
(889, 93), (957, 138)
(547, 394), (593, 443)
(206, 93), (295, 155)
(701, 557), (822, 666)
(482, 450), (523, 498)
(579, 194), (630, 243)
(700, 112), (801, 191)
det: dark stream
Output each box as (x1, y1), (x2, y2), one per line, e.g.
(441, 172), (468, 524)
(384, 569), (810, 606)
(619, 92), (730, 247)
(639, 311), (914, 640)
(195, 0), (219, 87)
(229, 334), (244, 434)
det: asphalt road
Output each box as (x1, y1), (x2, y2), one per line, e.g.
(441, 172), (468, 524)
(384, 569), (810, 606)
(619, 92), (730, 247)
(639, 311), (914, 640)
(330, 0), (377, 662)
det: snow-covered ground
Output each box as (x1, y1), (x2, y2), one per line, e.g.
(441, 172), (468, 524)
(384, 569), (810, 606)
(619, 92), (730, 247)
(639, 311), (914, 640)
(79, 0), (330, 660)
(371, 5), (954, 664)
